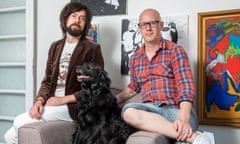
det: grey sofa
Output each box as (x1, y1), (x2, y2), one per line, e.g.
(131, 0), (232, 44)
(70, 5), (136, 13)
(18, 88), (171, 144)
(19, 121), (170, 144)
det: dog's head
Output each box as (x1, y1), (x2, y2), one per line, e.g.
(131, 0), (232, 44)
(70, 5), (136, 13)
(76, 62), (111, 89)
(76, 62), (117, 126)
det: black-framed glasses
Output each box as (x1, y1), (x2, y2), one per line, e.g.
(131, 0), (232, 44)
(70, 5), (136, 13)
(138, 20), (160, 29)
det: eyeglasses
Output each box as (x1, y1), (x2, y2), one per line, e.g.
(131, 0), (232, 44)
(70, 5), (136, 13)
(78, 16), (87, 22)
(138, 20), (160, 29)
(70, 13), (87, 22)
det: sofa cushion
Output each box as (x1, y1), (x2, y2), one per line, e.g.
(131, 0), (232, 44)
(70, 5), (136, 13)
(18, 120), (76, 144)
(126, 131), (171, 144)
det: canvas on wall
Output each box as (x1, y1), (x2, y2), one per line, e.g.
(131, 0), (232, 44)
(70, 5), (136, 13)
(72, 0), (127, 16)
(198, 9), (240, 127)
(86, 24), (99, 43)
(121, 15), (189, 75)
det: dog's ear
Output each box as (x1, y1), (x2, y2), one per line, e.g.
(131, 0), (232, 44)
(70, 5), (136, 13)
(99, 70), (111, 88)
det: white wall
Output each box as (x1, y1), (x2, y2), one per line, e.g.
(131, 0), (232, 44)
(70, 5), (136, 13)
(37, 0), (240, 143)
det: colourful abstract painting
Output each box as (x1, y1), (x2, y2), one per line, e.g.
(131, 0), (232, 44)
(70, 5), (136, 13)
(204, 12), (240, 119)
(86, 24), (99, 43)
(197, 9), (240, 127)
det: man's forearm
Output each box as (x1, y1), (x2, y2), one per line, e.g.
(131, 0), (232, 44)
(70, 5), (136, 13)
(115, 87), (136, 104)
(179, 101), (192, 121)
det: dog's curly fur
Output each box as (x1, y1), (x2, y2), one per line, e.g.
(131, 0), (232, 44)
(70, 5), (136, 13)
(73, 62), (136, 144)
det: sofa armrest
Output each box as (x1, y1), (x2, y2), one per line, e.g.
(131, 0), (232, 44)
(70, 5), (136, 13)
(18, 120), (77, 144)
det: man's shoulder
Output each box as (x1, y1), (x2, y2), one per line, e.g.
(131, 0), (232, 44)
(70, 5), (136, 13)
(129, 49), (143, 63)
(134, 46), (144, 57)
(83, 38), (99, 46)
(164, 39), (183, 50)
(50, 38), (99, 48)
(50, 38), (65, 47)
(164, 39), (176, 48)
(163, 39), (188, 59)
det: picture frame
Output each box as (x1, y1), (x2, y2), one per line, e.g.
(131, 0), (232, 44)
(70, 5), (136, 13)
(72, 0), (127, 16)
(197, 9), (240, 127)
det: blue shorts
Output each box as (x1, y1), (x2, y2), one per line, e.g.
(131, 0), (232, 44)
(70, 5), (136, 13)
(121, 102), (199, 144)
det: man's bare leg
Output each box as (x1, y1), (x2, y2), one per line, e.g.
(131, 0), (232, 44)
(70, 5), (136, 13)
(123, 108), (198, 143)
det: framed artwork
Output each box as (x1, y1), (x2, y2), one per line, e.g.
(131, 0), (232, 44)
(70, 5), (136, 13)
(86, 24), (99, 43)
(121, 15), (189, 75)
(197, 9), (240, 127)
(72, 0), (127, 16)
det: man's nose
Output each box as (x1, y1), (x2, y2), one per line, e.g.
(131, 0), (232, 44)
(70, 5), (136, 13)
(73, 17), (80, 24)
(146, 23), (152, 29)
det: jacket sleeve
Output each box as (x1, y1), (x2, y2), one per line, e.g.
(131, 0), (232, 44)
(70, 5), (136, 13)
(36, 42), (56, 102)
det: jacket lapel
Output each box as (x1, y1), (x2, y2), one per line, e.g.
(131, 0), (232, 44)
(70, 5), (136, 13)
(67, 39), (86, 77)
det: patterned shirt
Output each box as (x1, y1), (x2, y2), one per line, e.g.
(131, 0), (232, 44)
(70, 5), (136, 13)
(128, 39), (196, 106)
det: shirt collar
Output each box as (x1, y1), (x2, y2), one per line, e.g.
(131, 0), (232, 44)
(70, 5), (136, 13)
(139, 38), (167, 54)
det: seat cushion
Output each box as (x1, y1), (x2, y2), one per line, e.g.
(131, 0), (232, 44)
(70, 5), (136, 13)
(18, 120), (77, 144)
(126, 131), (171, 144)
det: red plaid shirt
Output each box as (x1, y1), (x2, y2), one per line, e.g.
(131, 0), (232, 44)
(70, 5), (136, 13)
(128, 39), (196, 106)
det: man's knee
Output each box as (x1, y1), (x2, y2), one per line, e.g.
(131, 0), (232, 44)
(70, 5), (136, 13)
(13, 112), (33, 129)
(123, 108), (141, 124)
(4, 127), (17, 144)
(4, 130), (10, 143)
(13, 114), (24, 129)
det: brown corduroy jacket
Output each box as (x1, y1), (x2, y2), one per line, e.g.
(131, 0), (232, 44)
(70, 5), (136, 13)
(37, 37), (104, 120)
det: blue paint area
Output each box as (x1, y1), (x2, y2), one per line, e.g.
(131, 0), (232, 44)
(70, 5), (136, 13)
(206, 72), (238, 111)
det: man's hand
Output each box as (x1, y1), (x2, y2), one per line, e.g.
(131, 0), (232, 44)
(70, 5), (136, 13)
(174, 101), (193, 142)
(29, 101), (43, 119)
(174, 118), (193, 141)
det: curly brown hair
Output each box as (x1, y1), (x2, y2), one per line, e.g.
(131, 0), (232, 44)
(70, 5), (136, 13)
(60, 2), (92, 39)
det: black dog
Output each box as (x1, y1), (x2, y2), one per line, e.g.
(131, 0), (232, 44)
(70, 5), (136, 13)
(73, 62), (136, 144)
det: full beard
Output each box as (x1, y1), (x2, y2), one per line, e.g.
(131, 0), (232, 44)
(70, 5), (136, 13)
(66, 24), (83, 37)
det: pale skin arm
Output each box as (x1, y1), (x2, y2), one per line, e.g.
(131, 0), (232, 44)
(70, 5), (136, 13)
(115, 87), (136, 106)
(174, 101), (193, 141)
(29, 95), (77, 120)
(45, 94), (77, 106)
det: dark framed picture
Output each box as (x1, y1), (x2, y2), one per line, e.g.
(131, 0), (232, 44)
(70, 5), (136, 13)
(197, 9), (240, 127)
(72, 0), (127, 16)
